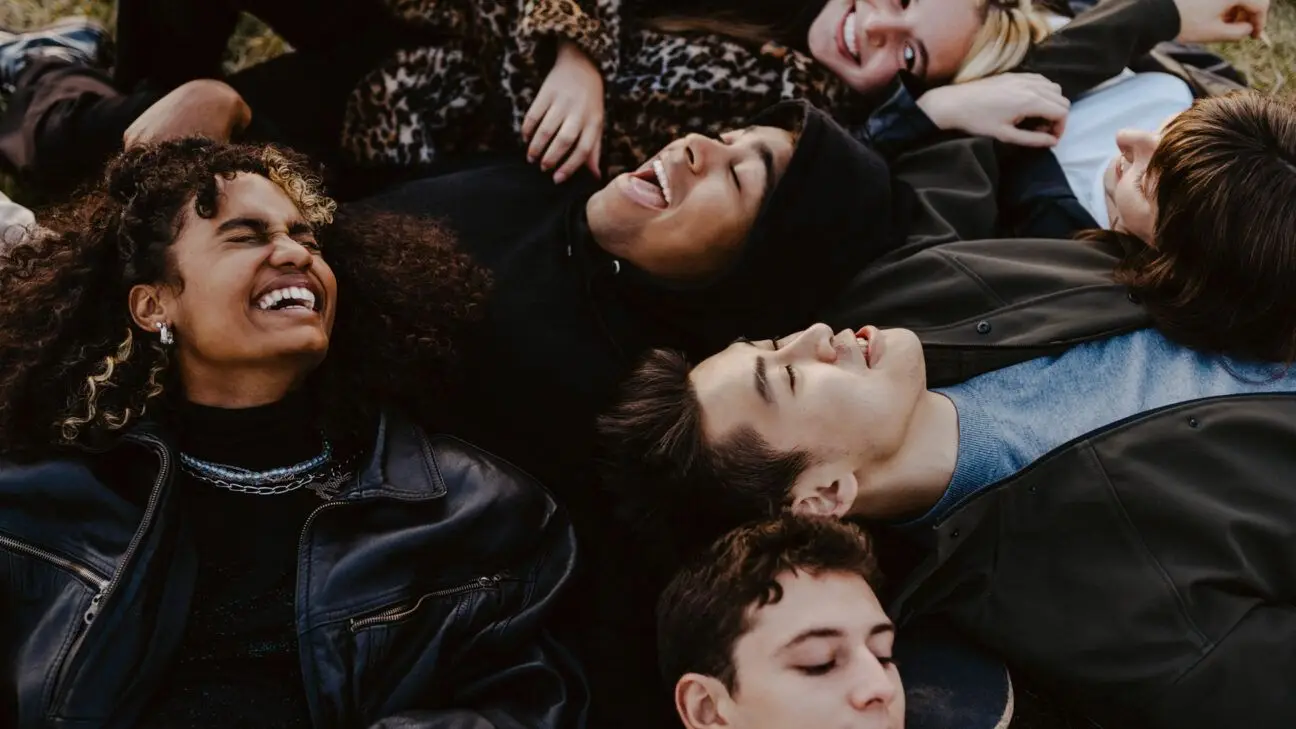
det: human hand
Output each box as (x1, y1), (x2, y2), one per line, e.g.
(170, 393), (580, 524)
(522, 41), (605, 183)
(916, 73), (1069, 148)
(1173, 0), (1269, 42)
(124, 79), (252, 148)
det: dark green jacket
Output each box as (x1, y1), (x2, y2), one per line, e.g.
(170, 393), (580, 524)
(821, 222), (1296, 729)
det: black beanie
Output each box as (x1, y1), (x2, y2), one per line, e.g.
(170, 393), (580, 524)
(603, 99), (906, 359)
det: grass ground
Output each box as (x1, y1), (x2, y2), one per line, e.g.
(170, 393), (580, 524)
(0, 0), (1293, 204)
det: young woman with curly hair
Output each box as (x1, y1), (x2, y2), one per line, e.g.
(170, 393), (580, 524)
(0, 137), (586, 729)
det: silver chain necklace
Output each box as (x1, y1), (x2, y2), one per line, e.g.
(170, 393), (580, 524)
(180, 455), (357, 501)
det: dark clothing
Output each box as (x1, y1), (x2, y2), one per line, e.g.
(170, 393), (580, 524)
(138, 395), (323, 728)
(0, 412), (586, 729)
(821, 229), (1296, 728)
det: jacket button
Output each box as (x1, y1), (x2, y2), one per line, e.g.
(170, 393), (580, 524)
(1127, 291), (1141, 304)
(975, 320), (991, 334)
(950, 528), (960, 539)
(1188, 416), (1200, 428)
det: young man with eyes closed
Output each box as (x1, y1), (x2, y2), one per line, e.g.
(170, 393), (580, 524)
(658, 515), (1014, 729)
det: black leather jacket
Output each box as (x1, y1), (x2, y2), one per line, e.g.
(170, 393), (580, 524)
(0, 412), (586, 729)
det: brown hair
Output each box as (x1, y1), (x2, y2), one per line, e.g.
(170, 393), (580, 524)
(1110, 93), (1296, 364)
(597, 348), (812, 570)
(0, 137), (491, 459)
(656, 514), (881, 689)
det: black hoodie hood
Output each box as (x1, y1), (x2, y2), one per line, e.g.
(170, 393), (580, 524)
(585, 100), (910, 359)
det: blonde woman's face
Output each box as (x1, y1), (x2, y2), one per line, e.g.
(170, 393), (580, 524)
(807, 0), (983, 95)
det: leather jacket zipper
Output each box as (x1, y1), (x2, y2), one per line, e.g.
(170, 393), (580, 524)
(348, 575), (504, 633)
(0, 533), (110, 613)
(52, 435), (171, 704)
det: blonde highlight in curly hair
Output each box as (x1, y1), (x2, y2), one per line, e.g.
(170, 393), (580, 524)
(952, 0), (1057, 84)
(263, 147), (337, 227)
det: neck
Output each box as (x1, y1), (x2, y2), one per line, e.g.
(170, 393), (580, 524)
(181, 359), (308, 408)
(848, 390), (959, 520)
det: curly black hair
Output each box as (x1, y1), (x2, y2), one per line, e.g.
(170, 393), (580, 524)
(0, 137), (491, 460)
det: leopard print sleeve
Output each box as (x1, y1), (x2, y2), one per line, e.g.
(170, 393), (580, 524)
(517, 0), (622, 79)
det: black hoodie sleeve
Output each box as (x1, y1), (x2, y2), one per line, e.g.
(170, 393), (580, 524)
(1017, 0), (1183, 99)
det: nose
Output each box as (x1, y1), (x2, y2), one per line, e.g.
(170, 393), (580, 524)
(847, 654), (899, 711)
(861, 9), (910, 47)
(267, 234), (314, 270)
(681, 133), (725, 175)
(1115, 128), (1159, 163)
(785, 323), (839, 364)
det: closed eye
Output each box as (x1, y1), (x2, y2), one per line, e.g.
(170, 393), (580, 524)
(732, 165), (742, 190)
(799, 661), (835, 676)
(786, 364), (796, 393)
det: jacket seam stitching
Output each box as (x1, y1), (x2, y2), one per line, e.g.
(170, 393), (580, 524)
(932, 250), (1009, 308)
(1086, 441), (1213, 650)
(915, 284), (1134, 335)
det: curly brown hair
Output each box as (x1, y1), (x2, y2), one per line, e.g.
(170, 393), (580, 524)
(0, 137), (491, 460)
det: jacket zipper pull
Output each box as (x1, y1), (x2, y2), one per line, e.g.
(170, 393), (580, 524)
(479, 575), (501, 588)
(84, 592), (104, 625)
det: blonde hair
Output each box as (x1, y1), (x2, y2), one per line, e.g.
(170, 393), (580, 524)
(953, 0), (1057, 84)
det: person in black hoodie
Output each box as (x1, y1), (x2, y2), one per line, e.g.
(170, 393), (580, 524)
(357, 99), (900, 496)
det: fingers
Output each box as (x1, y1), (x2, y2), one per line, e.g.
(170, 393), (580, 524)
(522, 92), (551, 146)
(540, 114), (583, 172)
(554, 123), (600, 183)
(1240, 0), (1270, 37)
(526, 104), (565, 164)
(997, 126), (1063, 148)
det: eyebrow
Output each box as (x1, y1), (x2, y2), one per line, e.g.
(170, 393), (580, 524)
(754, 355), (772, 405)
(782, 623), (895, 650)
(216, 217), (314, 237)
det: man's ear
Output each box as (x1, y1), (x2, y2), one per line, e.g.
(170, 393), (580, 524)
(128, 284), (168, 333)
(790, 471), (859, 518)
(675, 673), (733, 729)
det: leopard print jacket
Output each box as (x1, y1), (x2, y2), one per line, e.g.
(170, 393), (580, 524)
(343, 0), (852, 173)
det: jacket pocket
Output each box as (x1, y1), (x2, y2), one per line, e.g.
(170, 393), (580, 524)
(348, 574), (504, 633)
(0, 532), (110, 607)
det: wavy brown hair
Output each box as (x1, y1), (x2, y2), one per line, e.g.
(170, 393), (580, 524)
(1105, 93), (1296, 364)
(0, 137), (491, 460)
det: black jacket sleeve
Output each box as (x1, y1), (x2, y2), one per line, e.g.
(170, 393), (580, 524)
(1017, 0), (1183, 99)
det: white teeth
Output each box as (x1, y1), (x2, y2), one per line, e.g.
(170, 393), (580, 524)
(844, 11), (859, 60)
(652, 159), (673, 205)
(256, 286), (318, 311)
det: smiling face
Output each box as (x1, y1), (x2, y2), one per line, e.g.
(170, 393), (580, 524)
(585, 125), (796, 281)
(724, 569), (904, 729)
(129, 173), (338, 402)
(1103, 128), (1161, 245)
(689, 323), (927, 513)
(807, 0), (983, 95)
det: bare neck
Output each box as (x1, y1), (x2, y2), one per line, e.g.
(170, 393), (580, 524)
(180, 358), (310, 409)
(848, 390), (960, 521)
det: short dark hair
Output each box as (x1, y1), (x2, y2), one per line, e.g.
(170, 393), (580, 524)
(656, 514), (881, 690)
(597, 347), (812, 568)
(1110, 92), (1296, 363)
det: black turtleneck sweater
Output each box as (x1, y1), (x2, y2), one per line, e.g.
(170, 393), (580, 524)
(139, 393), (327, 728)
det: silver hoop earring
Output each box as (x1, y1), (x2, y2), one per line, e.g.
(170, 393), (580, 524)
(157, 322), (174, 346)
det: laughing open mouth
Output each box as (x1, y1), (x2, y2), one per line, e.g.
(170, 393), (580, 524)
(255, 286), (320, 312)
